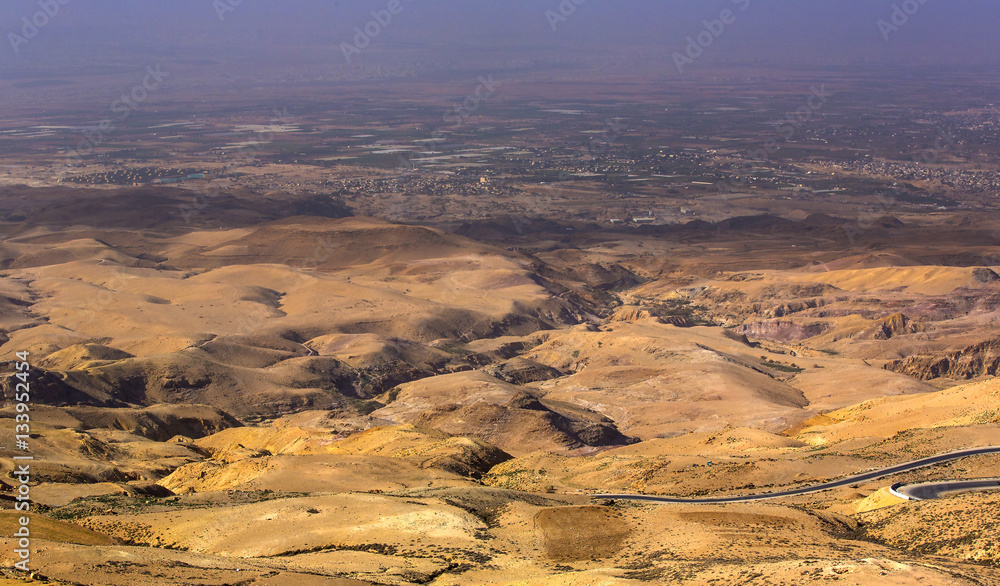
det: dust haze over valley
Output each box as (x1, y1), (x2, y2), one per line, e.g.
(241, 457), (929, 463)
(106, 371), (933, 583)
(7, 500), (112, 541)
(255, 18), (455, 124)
(1, 1), (1000, 584)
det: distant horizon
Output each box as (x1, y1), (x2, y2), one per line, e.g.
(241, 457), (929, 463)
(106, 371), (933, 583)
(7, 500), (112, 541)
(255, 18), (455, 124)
(1, 0), (998, 76)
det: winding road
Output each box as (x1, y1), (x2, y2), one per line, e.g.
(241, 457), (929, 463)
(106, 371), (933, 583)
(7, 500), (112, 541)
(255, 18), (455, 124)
(592, 446), (1000, 504)
(893, 478), (1000, 501)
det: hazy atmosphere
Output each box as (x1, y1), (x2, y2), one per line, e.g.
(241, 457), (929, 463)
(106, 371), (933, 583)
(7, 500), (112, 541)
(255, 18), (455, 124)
(3, 0), (999, 67)
(1, 1), (999, 585)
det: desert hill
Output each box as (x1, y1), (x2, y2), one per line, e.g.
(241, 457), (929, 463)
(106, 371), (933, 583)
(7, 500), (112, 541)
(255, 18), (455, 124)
(370, 370), (635, 455)
(792, 377), (1000, 445)
(0, 216), (605, 422)
(1, 190), (1000, 584)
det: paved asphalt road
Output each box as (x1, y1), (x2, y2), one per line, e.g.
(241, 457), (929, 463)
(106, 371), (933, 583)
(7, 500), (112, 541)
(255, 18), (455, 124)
(592, 446), (1000, 504)
(896, 478), (1000, 500)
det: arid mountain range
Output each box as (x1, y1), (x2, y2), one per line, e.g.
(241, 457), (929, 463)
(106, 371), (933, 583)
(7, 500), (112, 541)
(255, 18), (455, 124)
(0, 182), (998, 584)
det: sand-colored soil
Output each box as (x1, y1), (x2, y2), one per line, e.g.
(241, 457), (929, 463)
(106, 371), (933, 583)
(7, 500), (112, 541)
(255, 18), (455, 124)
(2, 205), (1000, 584)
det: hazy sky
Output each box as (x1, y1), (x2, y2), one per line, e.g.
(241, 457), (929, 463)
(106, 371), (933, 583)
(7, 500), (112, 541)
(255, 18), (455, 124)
(1, 1), (997, 76)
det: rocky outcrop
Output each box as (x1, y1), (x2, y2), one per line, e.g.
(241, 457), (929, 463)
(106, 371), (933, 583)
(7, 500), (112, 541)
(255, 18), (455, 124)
(973, 267), (1000, 284)
(65, 404), (243, 441)
(721, 329), (755, 347)
(609, 306), (653, 322)
(659, 315), (695, 327)
(610, 306), (694, 327)
(373, 371), (639, 456)
(861, 313), (918, 340)
(1, 369), (129, 408)
(569, 263), (644, 291)
(738, 320), (831, 342)
(884, 337), (1000, 380)
(482, 358), (565, 385)
(757, 298), (825, 319)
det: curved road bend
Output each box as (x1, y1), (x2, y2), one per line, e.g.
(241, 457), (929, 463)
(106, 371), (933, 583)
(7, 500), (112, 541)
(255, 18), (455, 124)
(592, 446), (1000, 504)
(896, 478), (1000, 501)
